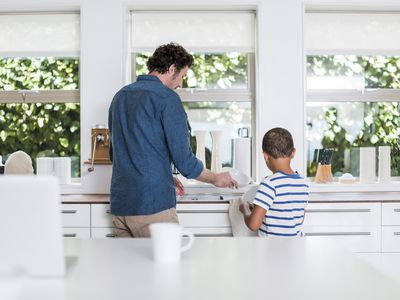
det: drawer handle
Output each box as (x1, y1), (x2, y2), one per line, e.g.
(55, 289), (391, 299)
(394, 209), (400, 213)
(306, 209), (371, 213)
(63, 233), (77, 238)
(394, 232), (400, 236)
(105, 233), (116, 238)
(62, 210), (78, 214)
(305, 232), (371, 236)
(177, 210), (227, 213)
(194, 233), (233, 237)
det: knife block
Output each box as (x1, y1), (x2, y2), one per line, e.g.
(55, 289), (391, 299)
(314, 163), (333, 184)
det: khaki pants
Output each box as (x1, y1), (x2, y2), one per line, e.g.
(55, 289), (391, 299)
(112, 208), (179, 238)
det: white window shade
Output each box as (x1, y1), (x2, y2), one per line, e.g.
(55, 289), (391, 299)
(131, 12), (255, 53)
(0, 13), (80, 57)
(305, 12), (400, 55)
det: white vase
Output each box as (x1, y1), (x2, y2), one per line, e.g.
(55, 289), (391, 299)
(378, 146), (391, 184)
(359, 147), (376, 184)
(210, 130), (223, 173)
(194, 130), (207, 165)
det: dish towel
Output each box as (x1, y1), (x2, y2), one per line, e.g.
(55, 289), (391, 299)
(229, 185), (258, 237)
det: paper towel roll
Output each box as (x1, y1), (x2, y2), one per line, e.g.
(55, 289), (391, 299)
(36, 157), (54, 175)
(233, 138), (251, 178)
(54, 157), (71, 184)
(378, 146), (391, 184)
(359, 147), (376, 184)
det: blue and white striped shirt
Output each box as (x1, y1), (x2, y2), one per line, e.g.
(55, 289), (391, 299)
(253, 171), (309, 237)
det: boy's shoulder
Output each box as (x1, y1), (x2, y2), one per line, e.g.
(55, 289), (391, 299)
(263, 171), (308, 185)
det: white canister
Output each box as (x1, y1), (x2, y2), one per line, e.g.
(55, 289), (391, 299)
(359, 147), (376, 184)
(53, 157), (71, 184)
(194, 130), (207, 165)
(378, 146), (391, 184)
(210, 130), (223, 173)
(36, 157), (54, 175)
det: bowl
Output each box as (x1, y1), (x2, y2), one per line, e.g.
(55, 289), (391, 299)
(222, 167), (251, 187)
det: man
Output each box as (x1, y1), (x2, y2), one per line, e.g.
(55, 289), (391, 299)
(108, 43), (238, 237)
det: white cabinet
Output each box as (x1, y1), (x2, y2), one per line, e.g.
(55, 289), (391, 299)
(303, 203), (381, 252)
(91, 204), (115, 238)
(61, 204), (90, 227)
(60, 198), (400, 248)
(61, 203), (114, 239)
(91, 227), (116, 238)
(63, 227), (91, 238)
(382, 203), (400, 252)
(177, 203), (232, 237)
(61, 204), (90, 238)
(91, 204), (113, 227)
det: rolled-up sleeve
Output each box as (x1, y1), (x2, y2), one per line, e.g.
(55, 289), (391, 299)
(161, 94), (203, 179)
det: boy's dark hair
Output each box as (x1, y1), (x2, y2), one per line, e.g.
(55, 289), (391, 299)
(147, 42), (193, 74)
(262, 127), (294, 159)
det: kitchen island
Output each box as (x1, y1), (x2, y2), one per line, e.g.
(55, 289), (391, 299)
(22, 237), (400, 300)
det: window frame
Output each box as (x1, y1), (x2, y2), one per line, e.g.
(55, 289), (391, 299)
(131, 53), (255, 103)
(0, 90), (79, 104)
(305, 56), (400, 181)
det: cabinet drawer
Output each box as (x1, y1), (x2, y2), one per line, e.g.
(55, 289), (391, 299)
(184, 227), (232, 237)
(304, 203), (381, 226)
(178, 212), (230, 228)
(61, 204), (90, 227)
(176, 203), (229, 212)
(91, 204), (113, 227)
(91, 227), (116, 239)
(303, 225), (381, 252)
(382, 226), (400, 252)
(382, 203), (400, 226)
(63, 227), (91, 238)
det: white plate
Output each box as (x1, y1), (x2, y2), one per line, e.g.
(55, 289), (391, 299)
(222, 167), (251, 187)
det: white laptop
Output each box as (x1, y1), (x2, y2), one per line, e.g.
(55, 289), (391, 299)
(0, 175), (65, 277)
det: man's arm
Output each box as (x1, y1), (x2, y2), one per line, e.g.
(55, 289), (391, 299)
(196, 168), (238, 189)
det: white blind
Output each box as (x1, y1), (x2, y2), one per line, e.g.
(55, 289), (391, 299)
(305, 12), (400, 54)
(0, 13), (80, 57)
(131, 12), (255, 52)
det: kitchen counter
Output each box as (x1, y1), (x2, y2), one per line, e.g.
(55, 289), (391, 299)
(21, 237), (400, 300)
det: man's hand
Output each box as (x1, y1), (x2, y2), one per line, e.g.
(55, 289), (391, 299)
(173, 176), (185, 196)
(195, 169), (238, 189)
(213, 171), (238, 189)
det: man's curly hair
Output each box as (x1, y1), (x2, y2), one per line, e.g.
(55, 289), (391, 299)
(147, 43), (193, 74)
(262, 127), (294, 159)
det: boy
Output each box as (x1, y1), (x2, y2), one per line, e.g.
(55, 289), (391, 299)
(239, 127), (309, 237)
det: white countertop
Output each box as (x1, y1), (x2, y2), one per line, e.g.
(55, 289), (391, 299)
(310, 181), (400, 193)
(21, 237), (400, 300)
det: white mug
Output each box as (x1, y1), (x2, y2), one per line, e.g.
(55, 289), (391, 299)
(149, 223), (194, 262)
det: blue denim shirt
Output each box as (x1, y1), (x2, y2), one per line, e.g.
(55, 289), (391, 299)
(108, 75), (203, 216)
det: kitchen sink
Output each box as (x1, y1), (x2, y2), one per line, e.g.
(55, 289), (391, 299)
(176, 194), (241, 202)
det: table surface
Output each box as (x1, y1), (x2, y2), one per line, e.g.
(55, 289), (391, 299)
(22, 237), (400, 300)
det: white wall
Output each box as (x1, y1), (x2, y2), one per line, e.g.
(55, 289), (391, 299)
(2, 0), (399, 193)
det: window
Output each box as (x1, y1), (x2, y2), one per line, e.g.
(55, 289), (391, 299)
(305, 12), (400, 179)
(131, 12), (255, 172)
(0, 13), (80, 177)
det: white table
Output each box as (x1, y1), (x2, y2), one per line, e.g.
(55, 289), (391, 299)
(22, 237), (400, 300)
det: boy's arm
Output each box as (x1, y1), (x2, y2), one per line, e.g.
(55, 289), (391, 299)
(240, 202), (266, 231)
